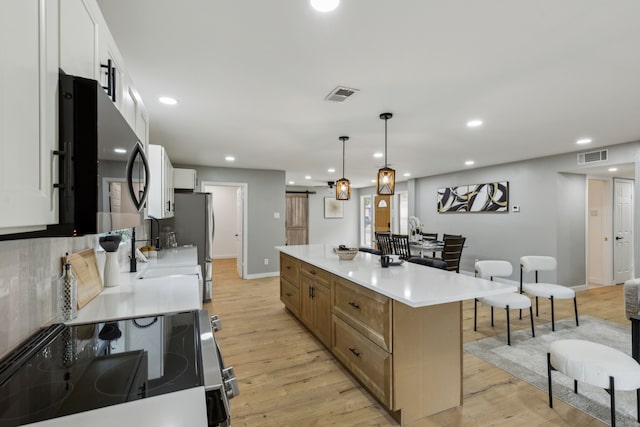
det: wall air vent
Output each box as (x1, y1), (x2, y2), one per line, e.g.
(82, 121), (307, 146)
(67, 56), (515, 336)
(324, 86), (359, 103)
(577, 149), (608, 165)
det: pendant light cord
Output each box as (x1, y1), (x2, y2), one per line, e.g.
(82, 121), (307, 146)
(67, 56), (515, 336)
(384, 118), (388, 168)
(342, 139), (346, 177)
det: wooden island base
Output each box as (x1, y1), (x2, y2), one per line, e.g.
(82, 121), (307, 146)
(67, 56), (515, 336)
(279, 252), (462, 425)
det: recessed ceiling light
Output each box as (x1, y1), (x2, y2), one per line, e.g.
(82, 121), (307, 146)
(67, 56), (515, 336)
(114, 148), (127, 154)
(159, 96), (177, 105)
(576, 138), (592, 145)
(403, 173), (411, 177)
(371, 179), (376, 183)
(310, 0), (339, 12)
(288, 181), (295, 185)
(465, 160), (475, 166)
(225, 156), (235, 162)
(373, 152), (384, 158)
(467, 119), (483, 128)
(305, 175), (311, 180)
(328, 168), (336, 173)
(608, 167), (618, 172)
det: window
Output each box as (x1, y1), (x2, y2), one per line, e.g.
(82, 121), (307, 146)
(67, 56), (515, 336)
(361, 195), (372, 246)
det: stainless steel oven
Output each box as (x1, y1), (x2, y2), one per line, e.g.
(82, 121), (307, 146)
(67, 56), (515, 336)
(0, 310), (237, 427)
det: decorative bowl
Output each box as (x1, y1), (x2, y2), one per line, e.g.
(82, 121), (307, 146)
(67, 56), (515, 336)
(335, 248), (358, 261)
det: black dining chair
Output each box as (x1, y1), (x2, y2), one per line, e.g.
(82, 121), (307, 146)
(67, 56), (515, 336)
(420, 232), (438, 256)
(408, 257), (448, 270)
(421, 232), (438, 241)
(359, 247), (382, 255)
(441, 236), (466, 273)
(391, 234), (412, 260)
(375, 232), (394, 256)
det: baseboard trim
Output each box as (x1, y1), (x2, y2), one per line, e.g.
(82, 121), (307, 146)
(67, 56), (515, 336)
(212, 255), (238, 260)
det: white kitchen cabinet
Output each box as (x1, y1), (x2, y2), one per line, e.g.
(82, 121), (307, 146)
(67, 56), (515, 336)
(0, 0), (59, 235)
(148, 145), (174, 219)
(59, 0), (98, 79)
(174, 168), (197, 190)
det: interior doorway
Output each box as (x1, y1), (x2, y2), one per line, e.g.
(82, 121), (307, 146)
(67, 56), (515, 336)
(202, 182), (248, 279)
(587, 179), (612, 287)
(374, 195), (391, 234)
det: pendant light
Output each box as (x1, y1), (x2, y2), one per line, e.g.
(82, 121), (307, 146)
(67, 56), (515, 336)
(336, 136), (351, 200)
(377, 112), (395, 195)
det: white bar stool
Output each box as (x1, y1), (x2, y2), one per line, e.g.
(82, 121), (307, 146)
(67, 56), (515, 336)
(520, 256), (578, 332)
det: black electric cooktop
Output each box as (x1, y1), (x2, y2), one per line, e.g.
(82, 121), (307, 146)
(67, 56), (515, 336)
(0, 311), (204, 427)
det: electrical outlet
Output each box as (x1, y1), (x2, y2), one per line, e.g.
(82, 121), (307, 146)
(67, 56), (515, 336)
(264, 258), (269, 265)
(512, 205), (520, 212)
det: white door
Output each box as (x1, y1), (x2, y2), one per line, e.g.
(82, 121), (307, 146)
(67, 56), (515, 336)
(613, 178), (634, 283)
(236, 187), (244, 278)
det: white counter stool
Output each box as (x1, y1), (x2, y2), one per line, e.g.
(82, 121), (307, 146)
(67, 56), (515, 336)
(547, 339), (640, 427)
(474, 260), (534, 345)
(520, 256), (578, 332)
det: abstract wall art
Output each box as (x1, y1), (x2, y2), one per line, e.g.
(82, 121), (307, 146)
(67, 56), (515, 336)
(437, 181), (509, 213)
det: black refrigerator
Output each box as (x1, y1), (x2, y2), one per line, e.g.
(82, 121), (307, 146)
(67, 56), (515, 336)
(172, 192), (214, 302)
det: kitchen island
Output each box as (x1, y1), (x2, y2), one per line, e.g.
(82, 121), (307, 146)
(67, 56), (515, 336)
(276, 244), (515, 425)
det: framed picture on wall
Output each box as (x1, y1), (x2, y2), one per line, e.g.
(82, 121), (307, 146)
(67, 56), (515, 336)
(324, 197), (344, 218)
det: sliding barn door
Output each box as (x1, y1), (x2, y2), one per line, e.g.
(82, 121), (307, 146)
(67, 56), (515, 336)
(286, 194), (309, 245)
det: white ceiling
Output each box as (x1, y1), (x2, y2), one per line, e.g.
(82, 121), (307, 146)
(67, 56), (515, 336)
(97, 0), (640, 188)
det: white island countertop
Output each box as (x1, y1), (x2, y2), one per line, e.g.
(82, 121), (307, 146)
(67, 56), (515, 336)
(66, 246), (201, 325)
(277, 244), (516, 308)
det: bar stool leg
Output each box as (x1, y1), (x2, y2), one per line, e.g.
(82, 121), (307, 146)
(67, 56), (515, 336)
(473, 298), (478, 331)
(550, 296), (555, 332)
(536, 296), (539, 316)
(529, 306), (535, 337)
(636, 388), (639, 422)
(574, 296), (579, 327)
(491, 306), (494, 327)
(547, 353), (553, 408)
(574, 379), (577, 394)
(506, 306), (511, 346)
(610, 376), (616, 427)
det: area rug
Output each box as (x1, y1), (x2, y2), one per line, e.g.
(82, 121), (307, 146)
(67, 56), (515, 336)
(464, 315), (638, 426)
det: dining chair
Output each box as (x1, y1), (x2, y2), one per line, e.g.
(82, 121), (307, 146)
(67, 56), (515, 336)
(359, 247), (382, 255)
(441, 236), (466, 273)
(391, 234), (411, 260)
(474, 260), (534, 345)
(520, 256), (578, 332)
(375, 232), (394, 256)
(442, 233), (462, 239)
(408, 257), (448, 270)
(420, 232), (438, 257)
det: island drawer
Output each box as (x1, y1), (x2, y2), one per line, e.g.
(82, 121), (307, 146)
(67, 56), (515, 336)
(332, 276), (392, 352)
(332, 314), (392, 408)
(280, 253), (299, 283)
(280, 277), (300, 316)
(300, 261), (329, 283)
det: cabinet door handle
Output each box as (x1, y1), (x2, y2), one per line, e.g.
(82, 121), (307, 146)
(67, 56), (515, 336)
(311, 286), (315, 299)
(285, 292), (293, 297)
(308, 287), (312, 298)
(348, 302), (360, 309)
(349, 347), (361, 357)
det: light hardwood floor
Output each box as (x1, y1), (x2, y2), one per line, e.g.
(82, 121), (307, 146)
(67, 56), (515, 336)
(204, 259), (627, 426)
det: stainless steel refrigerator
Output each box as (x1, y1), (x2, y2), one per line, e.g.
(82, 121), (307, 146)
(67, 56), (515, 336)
(172, 192), (214, 302)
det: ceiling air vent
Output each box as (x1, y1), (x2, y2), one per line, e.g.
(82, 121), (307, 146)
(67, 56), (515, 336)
(324, 86), (359, 103)
(577, 149), (608, 165)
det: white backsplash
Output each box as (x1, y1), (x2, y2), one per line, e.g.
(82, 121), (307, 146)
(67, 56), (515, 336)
(0, 235), (98, 358)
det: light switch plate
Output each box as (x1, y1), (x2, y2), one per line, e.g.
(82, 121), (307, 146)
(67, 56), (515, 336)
(273, 212), (280, 219)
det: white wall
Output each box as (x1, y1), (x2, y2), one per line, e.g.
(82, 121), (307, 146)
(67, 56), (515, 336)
(206, 186), (240, 259)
